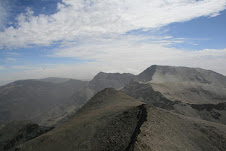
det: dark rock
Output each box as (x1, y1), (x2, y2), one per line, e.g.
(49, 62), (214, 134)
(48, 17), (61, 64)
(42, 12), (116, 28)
(0, 121), (54, 151)
(190, 103), (226, 111)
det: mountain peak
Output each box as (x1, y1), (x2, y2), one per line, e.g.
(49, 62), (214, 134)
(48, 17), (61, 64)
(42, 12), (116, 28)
(89, 72), (135, 92)
(77, 88), (142, 114)
(136, 65), (226, 86)
(17, 89), (144, 151)
(136, 65), (157, 82)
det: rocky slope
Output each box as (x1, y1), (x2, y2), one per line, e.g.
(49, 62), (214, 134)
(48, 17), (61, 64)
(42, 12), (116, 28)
(123, 65), (226, 125)
(9, 89), (226, 151)
(0, 72), (136, 127)
(137, 65), (226, 86)
(0, 121), (53, 151)
(1, 65), (226, 151)
(17, 88), (145, 151)
(134, 106), (226, 151)
(1, 65), (226, 128)
(137, 65), (226, 104)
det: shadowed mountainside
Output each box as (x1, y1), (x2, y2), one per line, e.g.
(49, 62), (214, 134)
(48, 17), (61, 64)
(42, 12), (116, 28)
(0, 72), (136, 127)
(0, 121), (53, 151)
(0, 79), (88, 126)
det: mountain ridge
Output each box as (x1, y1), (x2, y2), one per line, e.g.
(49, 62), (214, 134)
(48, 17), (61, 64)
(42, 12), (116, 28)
(17, 88), (145, 151)
(13, 88), (226, 151)
(1, 65), (226, 127)
(1, 65), (226, 150)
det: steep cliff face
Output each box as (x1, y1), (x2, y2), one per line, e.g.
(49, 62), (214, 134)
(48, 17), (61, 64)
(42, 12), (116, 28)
(136, 65), (157, 82)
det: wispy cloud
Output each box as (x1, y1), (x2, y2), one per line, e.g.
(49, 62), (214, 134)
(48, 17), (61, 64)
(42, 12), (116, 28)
(0, 0), (225, 49)
(50, 35), (226, 75)
(1, 35), (226, 83)
(6, 57), (17, 62)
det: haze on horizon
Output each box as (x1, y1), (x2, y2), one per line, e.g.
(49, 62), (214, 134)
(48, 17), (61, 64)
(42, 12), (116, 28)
(0, 0), (226, 85)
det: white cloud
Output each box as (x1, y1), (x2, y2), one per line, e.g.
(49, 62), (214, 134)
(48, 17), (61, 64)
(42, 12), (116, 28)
(50, 35), (226, 75)
(0, 0), (225, 48)
(1, 36), (226, 84)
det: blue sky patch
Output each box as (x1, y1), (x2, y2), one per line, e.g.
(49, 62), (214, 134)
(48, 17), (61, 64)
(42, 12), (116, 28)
(2, 0), (61, 29)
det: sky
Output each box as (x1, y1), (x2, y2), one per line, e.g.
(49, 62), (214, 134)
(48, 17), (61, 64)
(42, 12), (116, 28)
(0, 0), (226, 85)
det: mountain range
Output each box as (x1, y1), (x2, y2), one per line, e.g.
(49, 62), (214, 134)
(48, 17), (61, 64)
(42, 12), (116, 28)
(0, 65), (226, 150)
(0, 71), (136, 126)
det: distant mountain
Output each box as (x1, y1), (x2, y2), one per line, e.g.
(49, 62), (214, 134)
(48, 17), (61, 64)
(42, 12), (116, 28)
(69, 72), (136, 112)
(0, 79), (88, 126)
(123, 65), (226, 125)
(88, 72), (135, 92)
(1, 65), (226, 128)
(137, 65), (226, 86)
(0, 73), (136, 126)
(16, 89), (226, 151)
(134, 65), (226, 104)
(37, 77), (71, 83)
